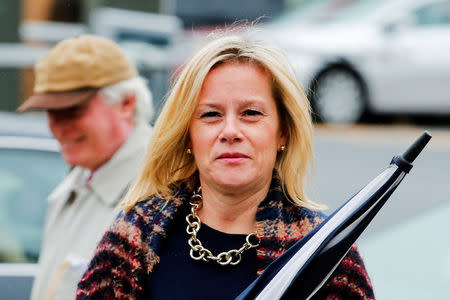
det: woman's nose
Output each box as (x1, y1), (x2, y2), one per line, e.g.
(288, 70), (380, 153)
(219, 116), (242, 143)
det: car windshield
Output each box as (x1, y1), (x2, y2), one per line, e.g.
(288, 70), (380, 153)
(0, 149), (67, 263)
(273, 0), (394, 25)
(325, 0), (394, 23)
(274, 0), (360, 24)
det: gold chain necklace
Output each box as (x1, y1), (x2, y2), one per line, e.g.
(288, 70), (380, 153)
(186, 187), (260, 266)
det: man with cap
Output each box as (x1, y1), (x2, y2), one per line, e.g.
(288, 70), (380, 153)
(18, 35), (154, 300)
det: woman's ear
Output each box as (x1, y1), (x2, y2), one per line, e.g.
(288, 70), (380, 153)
(185, 136), (193, 154)
(278, 128), (288, 151)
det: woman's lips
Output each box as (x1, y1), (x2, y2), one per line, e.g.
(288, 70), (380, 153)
(217, 152), (249, 163)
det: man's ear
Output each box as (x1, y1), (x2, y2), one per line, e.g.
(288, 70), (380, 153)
(121, 94), (136, 121)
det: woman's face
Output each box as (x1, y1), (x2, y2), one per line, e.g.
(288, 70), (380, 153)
(189, 62), (286, 193)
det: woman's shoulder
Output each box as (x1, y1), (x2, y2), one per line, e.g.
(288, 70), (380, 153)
(295, 206), (326, 220)
(126, 195), (169, 216)
(115, 186), (189, 230)
(257, 199), (328, 244)
(285, 203), (327, 230)
(115, 196), (164, 224)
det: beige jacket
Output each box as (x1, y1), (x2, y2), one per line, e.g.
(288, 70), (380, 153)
(30, 123), (152, 300)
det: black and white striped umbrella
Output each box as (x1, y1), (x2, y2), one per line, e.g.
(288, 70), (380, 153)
(236, 131), (432, 300)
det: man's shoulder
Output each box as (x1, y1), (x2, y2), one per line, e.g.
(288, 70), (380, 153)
(46, 166), (86, 204)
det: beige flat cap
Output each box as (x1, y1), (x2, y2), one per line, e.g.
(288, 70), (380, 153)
(18, 35), (138, 112)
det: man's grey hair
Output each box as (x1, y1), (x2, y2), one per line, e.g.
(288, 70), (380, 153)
(99, 76), (153, 124)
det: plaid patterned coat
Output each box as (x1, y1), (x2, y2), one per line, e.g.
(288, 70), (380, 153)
(77, 176), (375, 299)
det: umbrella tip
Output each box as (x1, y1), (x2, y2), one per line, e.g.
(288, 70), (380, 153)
(402, 131), (432, 164)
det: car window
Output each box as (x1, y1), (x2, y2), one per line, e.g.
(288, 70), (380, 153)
(413, 1), (450, 26)
(274, 0), (359, 24)
(0, 149), (67, 263)
(324, 0), (392, 23)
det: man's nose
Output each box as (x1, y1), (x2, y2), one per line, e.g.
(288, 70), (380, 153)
(219, 116), (242, 143)
(47, 113), (62, 124)
(47, 112), (76, 135)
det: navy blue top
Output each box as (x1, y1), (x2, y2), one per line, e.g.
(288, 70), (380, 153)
(146, 204), (257, 299)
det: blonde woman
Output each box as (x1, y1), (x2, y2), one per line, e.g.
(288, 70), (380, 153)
(77, 34), (374, 299)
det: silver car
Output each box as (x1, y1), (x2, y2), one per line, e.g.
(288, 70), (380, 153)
(0, 112), (67, 300)
(265, 0), (450, 123)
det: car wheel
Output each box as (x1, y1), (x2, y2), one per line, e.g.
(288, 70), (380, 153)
(311, 68), (367, 124)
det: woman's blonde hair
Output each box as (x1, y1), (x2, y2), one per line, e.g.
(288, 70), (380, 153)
(122, 32), (323, 211)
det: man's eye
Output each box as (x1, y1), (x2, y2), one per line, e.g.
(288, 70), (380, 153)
(243, 109), (262, 116)
(67, 104), (88, 117)
(201, 111), (221, 118)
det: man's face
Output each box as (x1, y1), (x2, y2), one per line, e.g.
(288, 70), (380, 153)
(47, 94), (132, 171)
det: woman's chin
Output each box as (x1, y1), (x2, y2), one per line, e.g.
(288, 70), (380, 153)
(201, 167), (271, 193)
(211, 174), (257, 192)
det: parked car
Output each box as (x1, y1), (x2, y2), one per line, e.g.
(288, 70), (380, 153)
(0, 112), (67, 300)
(264, 0), (450, 123)
(271, 0), (359, 25)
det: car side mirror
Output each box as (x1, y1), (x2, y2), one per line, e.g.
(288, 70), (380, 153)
(382, 22), (398, 34)
(382, 14), (414, 35)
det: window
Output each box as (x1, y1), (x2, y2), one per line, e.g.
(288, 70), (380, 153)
(413, 1), (450, 25)
(0, 149), (66, 263)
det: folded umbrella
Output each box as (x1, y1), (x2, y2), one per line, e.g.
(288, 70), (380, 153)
(237, 131), (432, 300)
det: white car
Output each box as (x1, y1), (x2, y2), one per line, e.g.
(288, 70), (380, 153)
(264, 0), (450, 123)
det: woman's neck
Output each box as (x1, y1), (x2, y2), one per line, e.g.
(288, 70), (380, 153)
(197, 181), (271, 234)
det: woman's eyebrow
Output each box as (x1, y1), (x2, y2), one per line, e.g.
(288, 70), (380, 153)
(197, 98), (267, 110)
(238, 98), (267, 108)
(196, 102), (223, 110)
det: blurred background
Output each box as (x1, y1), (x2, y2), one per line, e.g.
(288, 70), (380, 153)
(0, 0), (449, 299)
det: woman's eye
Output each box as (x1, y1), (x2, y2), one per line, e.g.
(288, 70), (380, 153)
(243, 109), (262, 116)
(200, 111), (220, 118)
